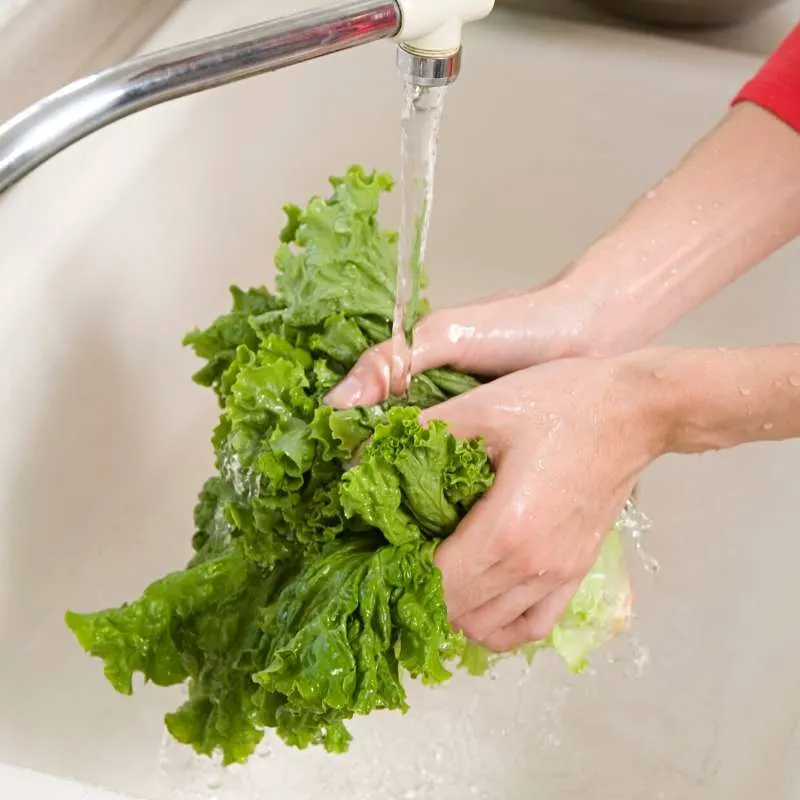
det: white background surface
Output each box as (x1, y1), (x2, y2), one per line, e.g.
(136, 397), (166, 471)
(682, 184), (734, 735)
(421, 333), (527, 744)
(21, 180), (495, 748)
(0, 1), (798, 799)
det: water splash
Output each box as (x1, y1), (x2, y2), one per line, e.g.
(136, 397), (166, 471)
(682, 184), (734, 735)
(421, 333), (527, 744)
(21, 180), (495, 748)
(618, 498), (660, 575)
(607, 634), (651, 679)
(390, 81), (448, 396)
(156, 727), (235, 800)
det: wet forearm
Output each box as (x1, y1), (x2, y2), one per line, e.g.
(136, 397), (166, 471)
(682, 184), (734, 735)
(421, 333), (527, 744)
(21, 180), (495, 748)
(632, 345), (800, 456)
(561, 103), (800, 355)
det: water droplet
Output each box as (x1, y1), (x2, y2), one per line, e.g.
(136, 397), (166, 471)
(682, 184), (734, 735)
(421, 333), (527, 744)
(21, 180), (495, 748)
(207, 775), (223, 790)
(469, 786), (480, 796)
(652, 370), (665, 380)
(696, 203), (704, 211)
(645, 189), (657, 200)
(789, 375), (800, 387)
(689, 219), (699, 226)
(763, 422), (774, 431)
(256, 742), (272, 759)
(738, 386), (751, 396)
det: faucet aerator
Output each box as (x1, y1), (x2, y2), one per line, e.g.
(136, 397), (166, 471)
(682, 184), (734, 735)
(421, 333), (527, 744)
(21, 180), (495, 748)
(396, 45), (462, 87)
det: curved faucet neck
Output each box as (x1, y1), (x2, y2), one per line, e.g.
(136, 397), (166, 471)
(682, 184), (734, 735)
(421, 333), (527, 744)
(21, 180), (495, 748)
(0, 0), (401, 194)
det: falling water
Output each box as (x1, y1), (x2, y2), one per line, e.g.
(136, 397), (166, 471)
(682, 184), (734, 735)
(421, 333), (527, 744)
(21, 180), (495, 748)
(389, 81), (448, 397)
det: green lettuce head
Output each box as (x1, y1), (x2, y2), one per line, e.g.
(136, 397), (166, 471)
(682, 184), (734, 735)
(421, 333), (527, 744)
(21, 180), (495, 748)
(65, 166), (633, 765)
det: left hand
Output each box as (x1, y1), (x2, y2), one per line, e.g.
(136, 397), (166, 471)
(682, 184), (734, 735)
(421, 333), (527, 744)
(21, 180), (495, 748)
(419, 354), (664, 651)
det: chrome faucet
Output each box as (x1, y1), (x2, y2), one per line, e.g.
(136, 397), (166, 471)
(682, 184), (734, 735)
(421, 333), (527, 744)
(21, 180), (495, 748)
(0, 0), (494, 194)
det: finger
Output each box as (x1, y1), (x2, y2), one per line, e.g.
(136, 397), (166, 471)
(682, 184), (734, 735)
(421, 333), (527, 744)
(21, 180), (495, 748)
(444, 537), (556, 622)
(482, 580), (579, 653)
(433, 466), (521, 618)
(324, 306), (501, 409)
(323, 343), (391, 408)
(418, 390), (492, 442)
(452, 573), (555, 643)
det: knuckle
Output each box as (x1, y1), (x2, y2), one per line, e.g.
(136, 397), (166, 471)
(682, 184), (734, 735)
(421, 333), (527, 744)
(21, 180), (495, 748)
(494, 519), (524, 554)
(549, 560), (575, 584)
(518, 548), (547, 578)
(482, 636), (508, 654)
(523, 615), (554, 643)
(459, 618), (484, 643)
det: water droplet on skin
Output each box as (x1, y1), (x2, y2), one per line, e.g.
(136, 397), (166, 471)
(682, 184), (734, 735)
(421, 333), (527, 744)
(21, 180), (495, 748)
(645, 189), (657, 199)
(652, 370), (665, 380)
(696, 204), (704, 211)
(789, 375), (800, 387)
(738, 386), (751, 397)
(763, 422), (774, 431)
(689, 219), (699, 226)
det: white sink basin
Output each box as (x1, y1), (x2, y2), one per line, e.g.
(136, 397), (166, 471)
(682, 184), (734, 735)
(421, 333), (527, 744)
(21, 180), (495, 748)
(0, 1), (798, 798)
(0, 763), (142, 800)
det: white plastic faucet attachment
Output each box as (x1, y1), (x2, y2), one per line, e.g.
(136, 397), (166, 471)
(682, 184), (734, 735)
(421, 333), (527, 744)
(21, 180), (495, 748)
(394, 0), (495, 55)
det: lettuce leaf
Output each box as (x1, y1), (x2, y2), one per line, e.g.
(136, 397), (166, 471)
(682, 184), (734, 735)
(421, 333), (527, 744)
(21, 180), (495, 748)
(65, 166), (632, 764)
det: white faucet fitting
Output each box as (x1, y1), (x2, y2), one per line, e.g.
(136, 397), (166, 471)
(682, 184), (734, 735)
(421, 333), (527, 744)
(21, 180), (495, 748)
(394, 0), (495, 55)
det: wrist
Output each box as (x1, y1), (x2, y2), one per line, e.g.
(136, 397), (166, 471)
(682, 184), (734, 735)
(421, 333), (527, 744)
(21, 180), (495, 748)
(609, 350), (680, 462)
(553, 104), (800, 361)
(615, 344), (800, 457)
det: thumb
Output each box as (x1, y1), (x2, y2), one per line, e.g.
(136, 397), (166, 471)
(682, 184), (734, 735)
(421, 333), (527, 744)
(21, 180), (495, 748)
(418, 390), (488, 442)
(324, 309), (466, 409)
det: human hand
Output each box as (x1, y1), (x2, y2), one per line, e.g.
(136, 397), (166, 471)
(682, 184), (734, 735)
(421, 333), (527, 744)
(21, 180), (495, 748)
(418, 354), (664, 652)
(325, 101), (800, 411)
(324, 281), (604, 408)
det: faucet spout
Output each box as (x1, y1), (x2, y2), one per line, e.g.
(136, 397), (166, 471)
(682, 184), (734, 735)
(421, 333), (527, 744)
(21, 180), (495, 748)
(0, 0), (401, 194)
(0, 0), (495, 194)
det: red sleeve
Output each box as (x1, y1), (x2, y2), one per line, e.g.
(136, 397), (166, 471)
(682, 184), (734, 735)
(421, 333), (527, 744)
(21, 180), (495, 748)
(732, 24), (800, 133)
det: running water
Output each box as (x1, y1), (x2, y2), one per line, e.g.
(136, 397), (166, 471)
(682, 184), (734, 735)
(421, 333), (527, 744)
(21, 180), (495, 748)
(389, 81), (448, 397)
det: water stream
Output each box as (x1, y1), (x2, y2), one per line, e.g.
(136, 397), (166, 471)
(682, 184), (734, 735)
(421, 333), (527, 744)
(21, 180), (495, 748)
(389, 81), (448, 397)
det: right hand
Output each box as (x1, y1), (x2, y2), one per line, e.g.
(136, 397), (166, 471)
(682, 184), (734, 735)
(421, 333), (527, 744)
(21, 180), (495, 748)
(325, 281), (606, 408)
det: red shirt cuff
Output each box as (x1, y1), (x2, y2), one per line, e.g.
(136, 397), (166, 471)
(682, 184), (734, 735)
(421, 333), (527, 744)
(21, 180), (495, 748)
(732, 24), (800, 133)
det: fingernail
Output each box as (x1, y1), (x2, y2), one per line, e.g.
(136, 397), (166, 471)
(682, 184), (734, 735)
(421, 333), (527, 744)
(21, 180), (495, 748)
(324, 376), (362, 408)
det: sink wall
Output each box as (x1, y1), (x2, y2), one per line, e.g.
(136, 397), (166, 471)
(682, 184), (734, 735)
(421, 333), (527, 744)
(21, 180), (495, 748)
(0, 1), (798, 798)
